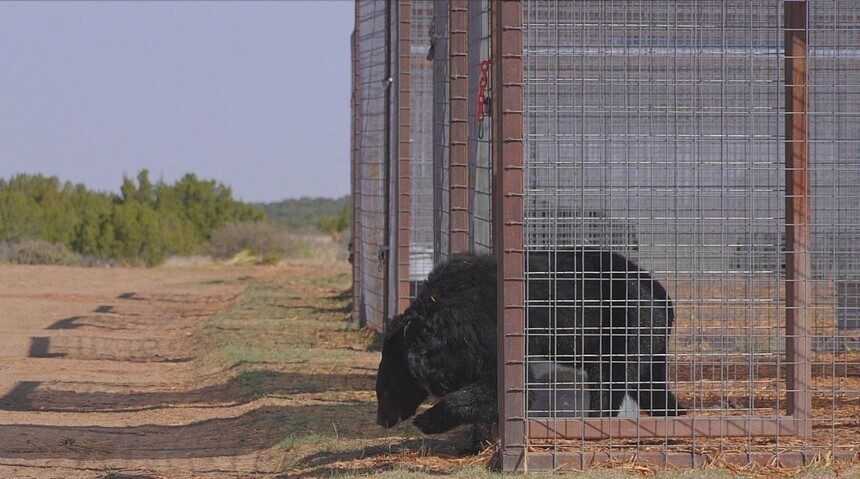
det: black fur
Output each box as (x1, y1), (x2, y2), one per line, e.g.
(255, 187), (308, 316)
(375, 250), (685, 440)
(526, 250), (685, 417)
(375, 254), (497, 433)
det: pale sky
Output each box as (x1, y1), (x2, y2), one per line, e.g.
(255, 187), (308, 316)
(0, 1), (354, 203)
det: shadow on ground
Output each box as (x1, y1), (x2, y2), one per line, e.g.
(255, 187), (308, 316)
(280, 429), (488, 478)
(0, 403), (385, 461)
(0, 369), (374, 412)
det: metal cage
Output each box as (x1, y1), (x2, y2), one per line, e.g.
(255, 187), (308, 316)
(354, 0), (439, 329)
(353, 0), (859, 468)
(494, 0), (860, 470)
(354, 0), (390, 331)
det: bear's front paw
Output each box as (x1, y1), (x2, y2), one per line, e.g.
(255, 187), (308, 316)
(413, 404), (459, 434)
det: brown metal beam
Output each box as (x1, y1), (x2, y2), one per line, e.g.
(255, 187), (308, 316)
(784, 0), (812, 438)
(491, 0), (525, 472)
(507, 450), (859, 472)
(448, 0), (470, 253)
(381, 0), (393, 329)
(526, 416), (798, 440)
(395, 0), (413, 315)
(351, 8), (362, 324)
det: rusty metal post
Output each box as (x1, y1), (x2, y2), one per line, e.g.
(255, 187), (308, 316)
(432, 0), (450, 263)
(381, 0), (393, 328)
(784, 0), (812, 438)
(491, 0), (526, 471)
(395, 0), (413, 316)
(351, 20), (363, 324)
(449, 0), (470, 254)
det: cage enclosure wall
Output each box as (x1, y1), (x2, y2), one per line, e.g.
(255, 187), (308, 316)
(354, 0), (390, 331)
(353, 0), (439, 331)
(494, 0), (860, 471)
(352, 0), (859, 469)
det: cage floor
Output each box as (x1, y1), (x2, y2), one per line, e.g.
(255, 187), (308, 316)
(527, 353), (860, 455)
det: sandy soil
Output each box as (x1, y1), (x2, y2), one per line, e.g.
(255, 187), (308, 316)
(1, 262), (856, 479)
(0, 263), (287, 479)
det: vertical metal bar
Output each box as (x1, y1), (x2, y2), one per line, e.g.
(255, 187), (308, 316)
(397, 0), (414, 315)
(351, 17), (363, 325)
(784, 0), (811, 438)
(357, 0), (390, 332)
(382, 0), (393, 328)
(492, 0), (525, 471)
(432, 0), (451, 264)
(408, 0), (434, 296)
(449, 0), (471, 253)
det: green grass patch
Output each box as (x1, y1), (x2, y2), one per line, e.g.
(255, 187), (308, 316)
(197, 267), (364, 371)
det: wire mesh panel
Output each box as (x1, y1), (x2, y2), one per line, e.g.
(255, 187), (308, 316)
(409, 0), (436, 299)
(493, 0), (860, 469)
(355, 0), (390, 331)
(432, 0), (451, 264)
(468, 0), (493, 254)
(522, 0), (785, 432)
(806, 0), (860, 456)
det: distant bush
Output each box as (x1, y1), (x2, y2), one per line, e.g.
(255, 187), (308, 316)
(257, 196), (351, 233)
(0, 170), (265, 266)
(317, 206), (351, 241)
(0, 240), (83, 266)
(208, 221), (293, 262)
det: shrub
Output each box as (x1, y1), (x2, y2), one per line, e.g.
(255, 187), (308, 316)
(0, 171), (266, 267)
(0, 240), (83, 266)
(317, 206), (351, 240)
(208, 221), (291, 261)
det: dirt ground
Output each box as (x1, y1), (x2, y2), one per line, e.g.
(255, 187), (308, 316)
(0, 261), (363, 479)
(0, 260), (486, 479)
(1, 261), (857, 479)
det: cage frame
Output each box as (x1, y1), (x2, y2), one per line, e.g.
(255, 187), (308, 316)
(352, 0), (859, 469)
(490, 0), (857, 471)
(392, 0), (413, 317)
(449, 0), (471, 255)
(353, 0), (394, 332)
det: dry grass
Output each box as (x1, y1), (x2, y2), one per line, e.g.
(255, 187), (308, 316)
(194, 261), (860, 478)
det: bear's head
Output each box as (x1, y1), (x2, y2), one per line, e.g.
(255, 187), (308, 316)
(375, 312), (428, 428)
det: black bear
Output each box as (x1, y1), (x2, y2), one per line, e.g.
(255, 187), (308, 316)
(526, 250), (685, 418)
(375, 254), (499, 436)
(375, 250), (684, 440)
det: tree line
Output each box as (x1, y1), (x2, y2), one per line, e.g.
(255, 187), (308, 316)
(257, 195), (351, 233)
(0, 170), (264, 266)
